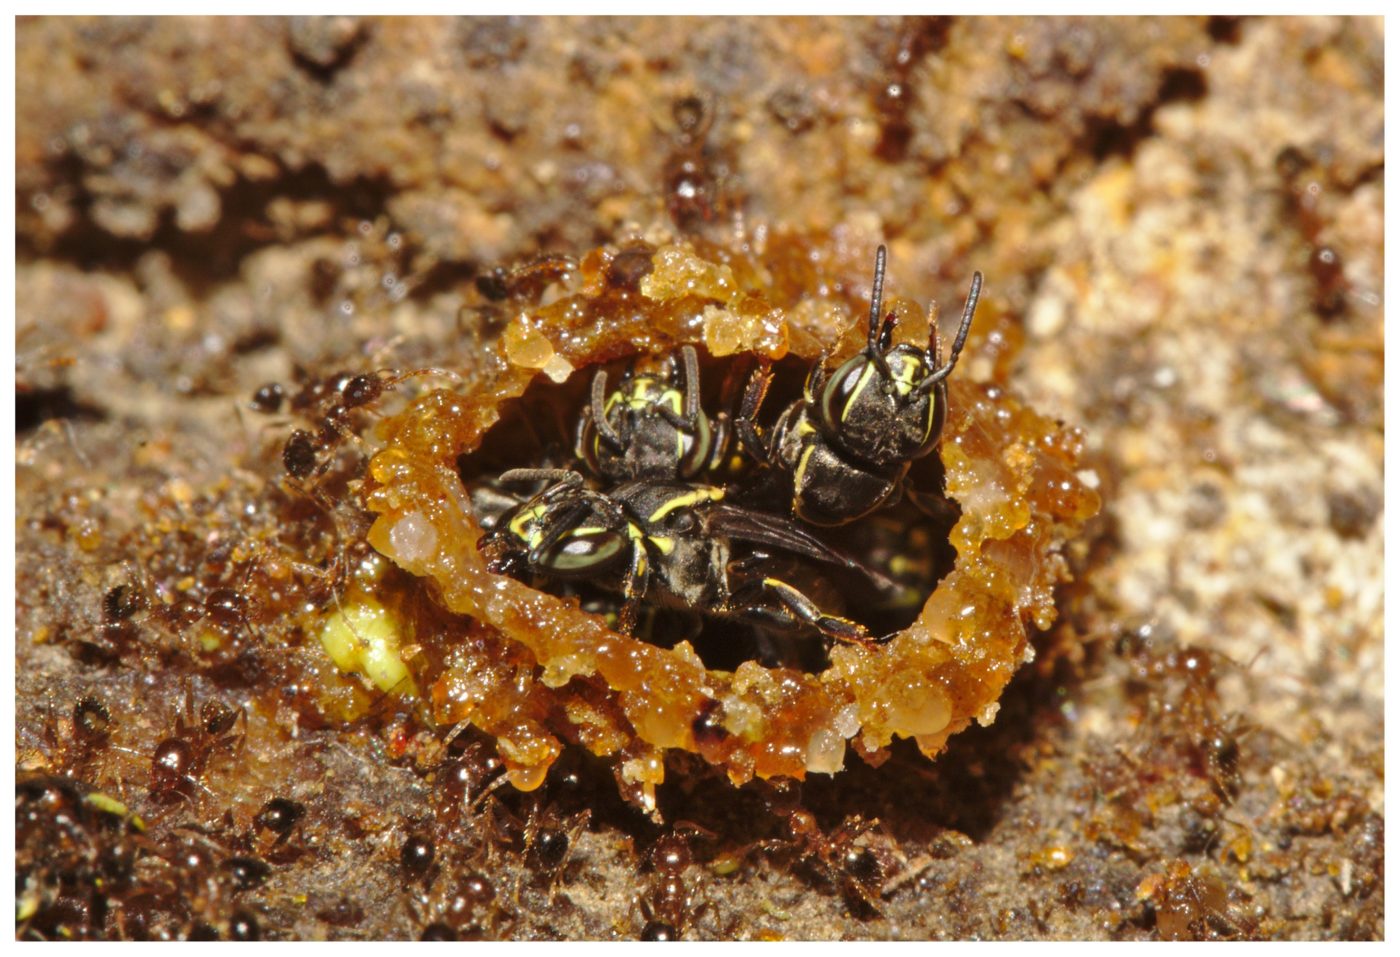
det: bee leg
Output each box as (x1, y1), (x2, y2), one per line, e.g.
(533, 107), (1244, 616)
(918, 270), (983, 392)
(735, 364), (775, 464)
(615, 533), (650, 636)
(707, 410), (734, 474)
(800, 351), (829, 405)
(902, 482), (959, 524)
(758, 577), (890, 649)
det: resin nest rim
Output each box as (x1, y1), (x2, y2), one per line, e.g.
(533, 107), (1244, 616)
(363, 242), (1100, 810)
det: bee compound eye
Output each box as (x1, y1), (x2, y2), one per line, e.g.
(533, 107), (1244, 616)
(678, 413), (713, 478)
(544, 529), (625, 573)
(818, 355), (872, 433)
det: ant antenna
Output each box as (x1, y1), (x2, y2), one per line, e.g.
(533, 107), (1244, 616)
(918, 270), (983, 393)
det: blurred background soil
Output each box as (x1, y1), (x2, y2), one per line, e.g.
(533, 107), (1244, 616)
(15, 16), (1382, 939)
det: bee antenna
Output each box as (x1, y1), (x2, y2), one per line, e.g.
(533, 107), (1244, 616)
(498, 468), (584, 489)
(679, 344), (701, 422)
(865, 245), (887, 351)
(919, 271), (982, 392)
(864, 245), (895, 376)
(590, 369), (625, 451)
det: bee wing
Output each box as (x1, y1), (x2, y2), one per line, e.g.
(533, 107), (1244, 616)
(703, 504), (895, 590)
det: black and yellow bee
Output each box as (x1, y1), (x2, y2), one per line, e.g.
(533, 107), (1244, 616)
(470, 246), (983, 656)
(478, 468), (888, 648)
(737, 245), (982, 525)
(574, 345), (731, 483)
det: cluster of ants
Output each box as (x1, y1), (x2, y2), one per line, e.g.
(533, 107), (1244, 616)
(470, 246), (983, 658)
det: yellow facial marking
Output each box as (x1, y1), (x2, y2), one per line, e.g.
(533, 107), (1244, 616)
(891, 355), (920, 397)
(508, 503), (549, 547)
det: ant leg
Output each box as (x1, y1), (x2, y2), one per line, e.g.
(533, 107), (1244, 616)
(902, 482), (959, 524)
(800, 352), (830, 405)
(706, 411), (734, 473)
(655, 404), (697, 434)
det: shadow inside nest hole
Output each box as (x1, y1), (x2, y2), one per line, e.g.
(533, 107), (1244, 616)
(646, 629), (1086, 849)
(487, 624), (1092, 894)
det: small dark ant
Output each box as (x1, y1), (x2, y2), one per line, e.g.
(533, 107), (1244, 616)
(72, 696), (113, 747)
(28, 694), (119, 780)
(227, 909), (261, 940)
(400, 834), (437, 880)
(278, 366), (457, 484)
(433, 733), (507, 825)
(475, 254), (578, 304)
(410, 867), (500, 941)
(660, 94), (730, 232)
(202, 587), (251, 634)
(282, 430), (319, 479)
(636, 825), (715, 939)
(137, 690), (246, 806)
(103, 584), (144, 622)
(480, 793), (589, 899)
(83, 578), (149, 662)
(249, 382), (285, 414)
(221, 856), (271, 892)
(253, 797), (305, 840)
(521, 805), (589, 890)
(751, 804), (888, 918)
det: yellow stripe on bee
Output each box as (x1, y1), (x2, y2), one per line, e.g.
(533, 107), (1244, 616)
(647, 535), (675, 555)
(625, 379), (652, 410)
(841, 362), (878, 425)
(793, 443), (816, 498)
(647, 486), (724, 523)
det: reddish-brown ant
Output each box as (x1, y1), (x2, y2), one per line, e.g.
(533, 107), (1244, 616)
(275, 366), (458, 485)
(636, 824), (716, 940)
